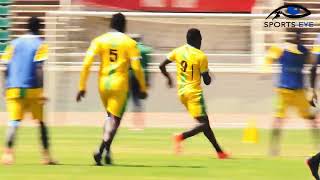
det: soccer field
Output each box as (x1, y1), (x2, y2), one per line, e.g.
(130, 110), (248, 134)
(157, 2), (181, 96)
(0, 127), (316, 180)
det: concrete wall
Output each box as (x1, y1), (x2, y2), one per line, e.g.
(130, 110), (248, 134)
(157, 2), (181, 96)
(55, 16), (251, 56)
(0, 71), (279, 114)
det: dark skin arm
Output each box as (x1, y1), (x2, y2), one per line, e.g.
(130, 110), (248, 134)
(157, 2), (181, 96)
(159, 59), (173, 88)
(311, 64), (317, 89)
(307, 52), (318, 105)
(310, 62), (318, 104)
(36, 63), (44, 88)
(202, 72), (211, 85)
(36, 63), (48, 102)
(76, 90), (86, 102)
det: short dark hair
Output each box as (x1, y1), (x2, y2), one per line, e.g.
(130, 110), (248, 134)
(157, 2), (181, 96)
(110, 13), (126, 33)
(186, 28), (201, 44)
(27, 16), (43, 34)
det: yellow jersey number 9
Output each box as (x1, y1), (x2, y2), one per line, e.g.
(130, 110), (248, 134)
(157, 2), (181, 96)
(180, 60), (194, 80)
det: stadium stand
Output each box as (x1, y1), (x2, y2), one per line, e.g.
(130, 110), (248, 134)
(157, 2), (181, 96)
(0, 0), (9, 53)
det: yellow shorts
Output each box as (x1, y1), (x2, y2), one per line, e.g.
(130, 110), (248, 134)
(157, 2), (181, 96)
(6, 88), (44, 121)
(274, 88), (312, 119)
(99, 84), (129, 118)
(179, 92), (207, 118)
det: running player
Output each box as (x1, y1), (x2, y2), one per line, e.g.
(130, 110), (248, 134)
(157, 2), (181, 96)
(265, 30), (319, 157)
(76, 13), (147, 165)
(306, 33), (320, 180)
(1, 17), (56, 165)
(159, 28), (229, 159)
(129, 34), (152, 130)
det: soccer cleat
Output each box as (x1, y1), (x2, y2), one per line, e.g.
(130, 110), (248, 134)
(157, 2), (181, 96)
(217, 152), (230, 159)
(306, 158), (320, 180)
(104, 153), (112, 165)
(93, 152), (103, 166)
(42, 150), (58, 165)
(1, 149), (14, 165)
(173, 134), (183, 154)
(1, 154), (14, 165)
(42, 159), (58, 165)
(269, 147), (280, 157)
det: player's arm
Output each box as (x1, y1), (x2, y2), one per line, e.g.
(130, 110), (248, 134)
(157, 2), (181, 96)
(77, 39), (99, 102)
(129, 41), (147, 99)
(1, 44), (14, 94)
(310, 61), (317, 103)
(159, 59), (173, 88)
(310, 44), (320, 103)
(200, 54), (211, 85)
(262, 45), (283, 74)
(265, 45), (283, 64)
(308, 52), (317, 89)
(144, 46), (152, 87)
(34, 43), (49, 88)
(159, 49), (175, 88)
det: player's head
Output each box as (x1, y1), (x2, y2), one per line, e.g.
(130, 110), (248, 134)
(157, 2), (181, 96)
(186, 28), (202, 49)
(110, 13), (126, 33)
(288, 29), (302, 44)
(27, 16), (43, 35)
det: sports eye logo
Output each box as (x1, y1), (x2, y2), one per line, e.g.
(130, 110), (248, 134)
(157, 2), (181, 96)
(266, 4), (311, 20)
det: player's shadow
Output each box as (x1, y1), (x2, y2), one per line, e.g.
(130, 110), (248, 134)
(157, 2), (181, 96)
(114, 164), (205, 169)
(57, 163), (205, 169)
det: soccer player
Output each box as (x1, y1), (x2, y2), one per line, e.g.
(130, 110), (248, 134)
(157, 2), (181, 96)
(159, 28), (229, 159)
(76, 13), (147, 165)
(306, 33), (320, 180)
(0, 17), (56, 165)
(129, 34), (152, 130)
(265, 30), (319, 157)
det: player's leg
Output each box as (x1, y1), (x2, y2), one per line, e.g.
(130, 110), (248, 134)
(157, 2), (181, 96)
(179, 93), (209, 140)
(295, 90), (320, 147)
(177, 115), (209, 140)
(94, 90), (128, 165)
(174, 94), (206, 153)
(30, 97), (56, 165)
(270, 89), (289, 156)
(94, 113), (121, 165)
(307, 152), (320, 180)
(131, 82), (144, 130)
(174, 93), (228, 158)
(198, 116), (223, 154)
(95, 113), (111, 160)
(1, 98), (23, 165)
(296, 92), (320, 179)
(93, 90), (110, 166)
(102, 112), (122, 165)
(270, 118), (284, 156)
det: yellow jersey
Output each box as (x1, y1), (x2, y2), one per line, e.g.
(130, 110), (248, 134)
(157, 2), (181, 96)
(79, 31), (146, 93)
(167, 44), (209, 95)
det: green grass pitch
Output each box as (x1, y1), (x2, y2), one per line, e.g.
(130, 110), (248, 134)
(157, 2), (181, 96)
(0, 127), (317, 180)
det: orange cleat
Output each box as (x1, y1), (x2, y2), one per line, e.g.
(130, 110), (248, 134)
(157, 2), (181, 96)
(217, 152), (230, 159)
(173, 134), (183, 154)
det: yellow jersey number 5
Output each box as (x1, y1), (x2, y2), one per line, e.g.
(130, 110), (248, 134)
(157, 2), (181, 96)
(110, 49), (118, 62)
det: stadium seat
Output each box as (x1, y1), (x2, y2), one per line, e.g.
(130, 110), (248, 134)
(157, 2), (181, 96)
(0, 30), (9, 41)
(0, 0), (11, 5)
(0, 42), (6, 52)
(0, 18), (9, 28)
(0, 5), (9, 16)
